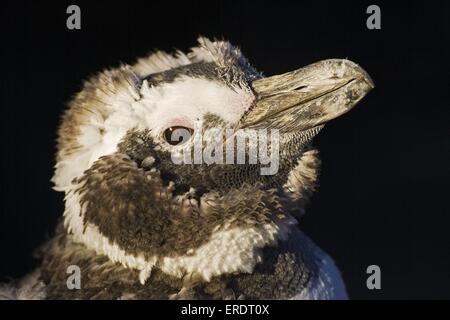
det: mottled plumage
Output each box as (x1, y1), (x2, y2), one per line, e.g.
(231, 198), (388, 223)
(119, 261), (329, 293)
(0, 37), (373, 300)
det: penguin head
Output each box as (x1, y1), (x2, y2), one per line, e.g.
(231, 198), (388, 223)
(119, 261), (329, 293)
(53, 37), (373, 282)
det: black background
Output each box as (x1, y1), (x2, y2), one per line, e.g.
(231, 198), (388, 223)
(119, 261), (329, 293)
(1, 0), (449, 299)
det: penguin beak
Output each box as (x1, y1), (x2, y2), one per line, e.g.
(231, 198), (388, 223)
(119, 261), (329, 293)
(240, 59), (374, 133)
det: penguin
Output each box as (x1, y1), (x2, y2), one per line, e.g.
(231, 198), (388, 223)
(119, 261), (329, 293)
(0, 37), (373, 300)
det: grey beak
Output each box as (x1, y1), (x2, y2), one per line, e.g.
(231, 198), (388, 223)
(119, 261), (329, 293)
(240, 59), (374, 133)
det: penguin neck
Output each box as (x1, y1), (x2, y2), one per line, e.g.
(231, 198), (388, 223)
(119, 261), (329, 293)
(65, 184), (299, 284)
(62, 148), (320, 284)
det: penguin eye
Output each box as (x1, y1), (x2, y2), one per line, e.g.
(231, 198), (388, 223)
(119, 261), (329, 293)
(163, 126), (194, 146)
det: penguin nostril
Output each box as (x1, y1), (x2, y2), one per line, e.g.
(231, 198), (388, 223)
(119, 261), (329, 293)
(294, 85), (308, 91)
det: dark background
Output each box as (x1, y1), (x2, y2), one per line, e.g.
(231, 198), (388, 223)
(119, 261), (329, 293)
(1, 0), (449, 299)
